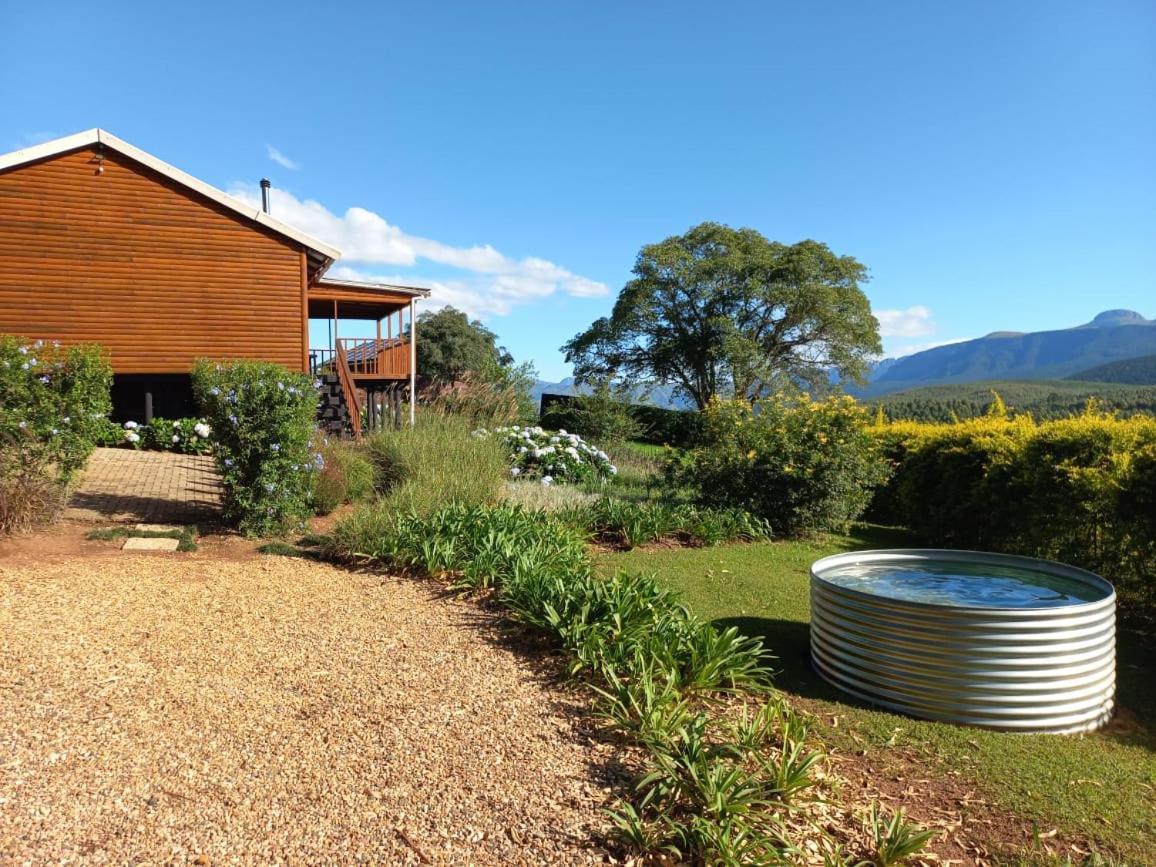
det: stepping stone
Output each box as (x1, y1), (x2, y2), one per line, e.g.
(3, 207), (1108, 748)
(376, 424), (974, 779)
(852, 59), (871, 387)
(122, 537), (180, 552)
(134, 523), (185, 533)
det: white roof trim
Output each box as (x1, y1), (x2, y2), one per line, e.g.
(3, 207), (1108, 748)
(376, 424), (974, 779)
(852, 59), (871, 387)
(0, 128), (343, 263)
(314, 277), (431, 297)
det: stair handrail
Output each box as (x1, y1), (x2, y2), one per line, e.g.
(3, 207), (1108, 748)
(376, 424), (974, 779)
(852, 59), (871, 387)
(334, 341), (363, 439)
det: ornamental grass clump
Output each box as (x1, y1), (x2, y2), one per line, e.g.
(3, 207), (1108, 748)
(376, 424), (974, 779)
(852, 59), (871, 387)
(311, 436), (377, 515)
(473, 424), (616, 486)
(192, 359), (319, 536)
(367, 413), (508, 514)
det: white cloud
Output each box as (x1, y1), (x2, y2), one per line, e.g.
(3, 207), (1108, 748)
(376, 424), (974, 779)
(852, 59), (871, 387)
(875, 305), (936, 338)
(228, 183), (610, 318)
(265, 145), (300, 171)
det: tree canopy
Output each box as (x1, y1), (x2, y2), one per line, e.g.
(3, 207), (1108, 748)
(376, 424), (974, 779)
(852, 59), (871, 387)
(416, 305), (537, 421)
(416, 306), (512, 384)
(562, 222), (881, 410)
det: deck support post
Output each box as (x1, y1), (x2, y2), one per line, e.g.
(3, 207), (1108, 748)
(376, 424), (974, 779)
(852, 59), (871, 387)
(409, 298), (417, 426)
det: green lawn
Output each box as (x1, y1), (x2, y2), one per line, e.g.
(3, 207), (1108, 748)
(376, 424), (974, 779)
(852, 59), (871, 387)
(596, 529), (1156, 863)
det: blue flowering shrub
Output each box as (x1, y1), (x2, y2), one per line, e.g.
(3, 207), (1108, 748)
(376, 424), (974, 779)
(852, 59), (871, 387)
(0, 336), (113, 482)
(472, 425), (616, 486)
(192, 359), (320, 536)
(0, 336), (112, 532)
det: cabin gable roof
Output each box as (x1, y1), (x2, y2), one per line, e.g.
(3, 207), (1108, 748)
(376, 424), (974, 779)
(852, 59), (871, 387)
(0, 129), (342, 277)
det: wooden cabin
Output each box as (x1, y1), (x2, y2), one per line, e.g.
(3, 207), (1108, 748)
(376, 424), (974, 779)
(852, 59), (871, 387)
(0, 129), (428, 435)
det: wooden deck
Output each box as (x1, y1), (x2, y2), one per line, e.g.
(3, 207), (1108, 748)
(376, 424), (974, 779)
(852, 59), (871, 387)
(311, 338), (413, 438)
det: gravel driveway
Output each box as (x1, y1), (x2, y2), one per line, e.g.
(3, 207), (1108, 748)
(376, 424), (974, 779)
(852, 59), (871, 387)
(0, 551), (613, 863)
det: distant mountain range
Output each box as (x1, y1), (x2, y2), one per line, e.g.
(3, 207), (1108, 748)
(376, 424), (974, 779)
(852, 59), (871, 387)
(534, 310), (1156, 408)
(854, 309), (1156, 396)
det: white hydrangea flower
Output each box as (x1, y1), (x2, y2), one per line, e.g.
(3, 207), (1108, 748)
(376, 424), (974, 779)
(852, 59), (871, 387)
(125, 431), (140, 443)
(123, 421), (139, 430)
(540, 475), (553, 486)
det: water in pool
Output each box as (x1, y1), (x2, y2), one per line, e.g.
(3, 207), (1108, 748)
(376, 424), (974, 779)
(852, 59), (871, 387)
(820, 560), (1103, 608)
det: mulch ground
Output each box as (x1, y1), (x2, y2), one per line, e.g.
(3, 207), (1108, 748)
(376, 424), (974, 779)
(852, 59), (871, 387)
(0, 544), (618, 864)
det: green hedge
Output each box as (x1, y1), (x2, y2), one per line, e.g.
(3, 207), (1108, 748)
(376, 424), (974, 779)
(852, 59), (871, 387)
(192, 360), (319, 536)
(540, 394), (700, 447)
(870, 414), (1156, 615)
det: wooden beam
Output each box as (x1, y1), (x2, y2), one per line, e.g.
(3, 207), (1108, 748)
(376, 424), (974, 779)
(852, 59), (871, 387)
(300, 250), (309, 372)
(409, 298), (417, 426)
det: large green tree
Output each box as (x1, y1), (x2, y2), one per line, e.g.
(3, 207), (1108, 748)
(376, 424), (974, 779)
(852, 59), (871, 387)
(562, 222), (881, 410)
(416, 306), (512, 384)
(416, 305), (537, 420)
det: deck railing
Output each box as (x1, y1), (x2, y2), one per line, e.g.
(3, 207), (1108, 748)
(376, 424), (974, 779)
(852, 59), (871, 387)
(308, 348), (337, 376)
(336, 337), (411, 379)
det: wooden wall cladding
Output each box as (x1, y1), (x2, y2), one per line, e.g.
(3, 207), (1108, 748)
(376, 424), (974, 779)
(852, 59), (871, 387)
(0, 146), (306, 372)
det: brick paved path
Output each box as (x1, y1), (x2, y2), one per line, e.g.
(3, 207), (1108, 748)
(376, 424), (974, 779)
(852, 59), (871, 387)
(64, 448), (223, 524)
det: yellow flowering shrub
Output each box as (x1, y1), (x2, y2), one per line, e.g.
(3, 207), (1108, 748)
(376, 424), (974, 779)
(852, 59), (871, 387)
(870, 408), (1156, 612)
(671, 395), (890, 536)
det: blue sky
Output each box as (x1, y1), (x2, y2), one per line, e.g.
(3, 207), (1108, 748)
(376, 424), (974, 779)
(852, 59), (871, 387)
(2, 1), (1153, 381)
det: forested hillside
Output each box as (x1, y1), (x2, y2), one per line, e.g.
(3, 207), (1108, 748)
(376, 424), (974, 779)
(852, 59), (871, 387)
(873, 379), (1156, 422)
(1069, 353), (1156, 385)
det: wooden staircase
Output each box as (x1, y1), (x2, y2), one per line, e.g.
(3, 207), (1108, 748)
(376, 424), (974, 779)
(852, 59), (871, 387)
(335, 341), (362, 438)
(311, 337), (413, 439)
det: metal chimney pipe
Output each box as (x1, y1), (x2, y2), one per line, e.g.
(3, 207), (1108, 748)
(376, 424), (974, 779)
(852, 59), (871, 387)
(260, 178), (271, 214)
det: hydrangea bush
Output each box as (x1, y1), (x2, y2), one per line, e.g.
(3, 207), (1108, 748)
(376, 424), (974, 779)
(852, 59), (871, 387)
(120, 417), (214, 454)
(0, 335), (113, 482)
(473, 424), (616, 485)
(192, 359), (320, 536)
